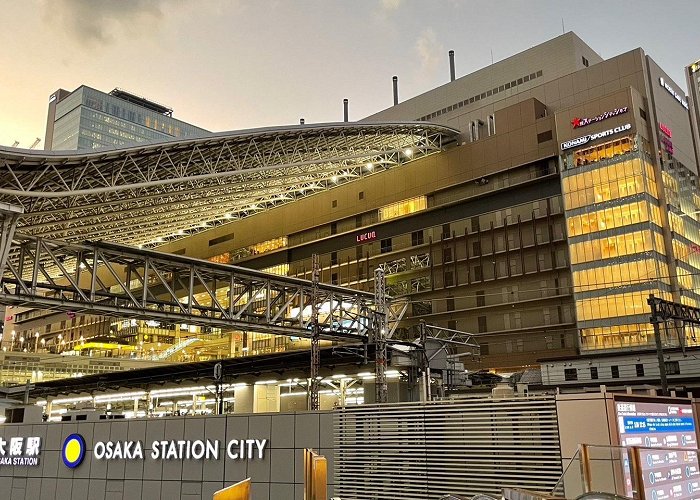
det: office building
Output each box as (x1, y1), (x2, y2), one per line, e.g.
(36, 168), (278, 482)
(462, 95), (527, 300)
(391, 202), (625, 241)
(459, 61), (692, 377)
(44, 86), (209, 151)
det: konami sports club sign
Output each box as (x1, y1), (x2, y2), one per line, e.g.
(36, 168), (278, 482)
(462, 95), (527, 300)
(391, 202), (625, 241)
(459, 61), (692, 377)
(561, 123), (632, 151)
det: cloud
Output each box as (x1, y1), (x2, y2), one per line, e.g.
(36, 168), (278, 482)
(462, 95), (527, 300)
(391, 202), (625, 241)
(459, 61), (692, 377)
(380, 0), (403, 11)
(414, 28), (444, 78)
(42, 0), (173, 45)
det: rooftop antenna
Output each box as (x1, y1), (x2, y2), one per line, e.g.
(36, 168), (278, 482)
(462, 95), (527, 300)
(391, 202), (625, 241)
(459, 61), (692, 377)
(490, 49), (494, 65)
(28, 138), (41, 150)
(11, 141), (19, 148)
(562, 18), (565, 34)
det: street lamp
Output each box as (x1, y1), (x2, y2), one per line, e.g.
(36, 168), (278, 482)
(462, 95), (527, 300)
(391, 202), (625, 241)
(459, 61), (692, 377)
(34, 332), (39, 353)
(19, 336), (24, 351)
(11, 331), (15, 351)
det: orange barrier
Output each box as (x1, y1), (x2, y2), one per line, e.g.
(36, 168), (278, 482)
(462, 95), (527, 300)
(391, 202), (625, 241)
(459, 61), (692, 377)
(304, 449), (327, 500)
(213, 477), (251, 500)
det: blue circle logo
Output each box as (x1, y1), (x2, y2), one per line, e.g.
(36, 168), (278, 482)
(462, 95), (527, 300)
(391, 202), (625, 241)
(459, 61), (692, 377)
(62, 434), (86, 469)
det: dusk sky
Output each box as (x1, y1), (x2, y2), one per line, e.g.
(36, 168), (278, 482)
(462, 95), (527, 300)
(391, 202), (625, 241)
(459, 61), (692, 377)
(1, 0), (699, 148)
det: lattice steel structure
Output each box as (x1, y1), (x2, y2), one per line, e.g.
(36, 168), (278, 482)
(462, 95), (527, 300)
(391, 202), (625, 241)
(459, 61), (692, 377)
(0, 123), (458, 248)
(0, 235), (377, 339)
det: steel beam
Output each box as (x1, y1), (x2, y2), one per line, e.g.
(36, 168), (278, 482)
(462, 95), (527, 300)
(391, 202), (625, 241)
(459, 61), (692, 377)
(0, 235), (376, 341)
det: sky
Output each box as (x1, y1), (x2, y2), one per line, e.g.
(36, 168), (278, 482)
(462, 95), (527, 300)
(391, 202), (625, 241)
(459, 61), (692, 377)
(0, 0), (699, 148)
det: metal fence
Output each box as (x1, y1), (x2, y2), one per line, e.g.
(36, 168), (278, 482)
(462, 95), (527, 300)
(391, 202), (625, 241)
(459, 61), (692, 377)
(334, 395), (562, 499)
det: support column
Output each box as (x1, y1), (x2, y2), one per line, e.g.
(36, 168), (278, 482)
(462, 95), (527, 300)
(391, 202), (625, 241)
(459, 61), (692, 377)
(374, 267), (388, 404)
(309, 254), (320, 410)
(234, 384), (254, 414)
(0, 204), (23, 283)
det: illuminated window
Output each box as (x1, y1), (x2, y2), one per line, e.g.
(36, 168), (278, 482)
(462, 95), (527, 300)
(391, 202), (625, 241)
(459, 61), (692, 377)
(208, 252), (231, 264)
(260, 264), (289, 276)
(572, 137), (633, 167)
(378, 196), (427, 221)
(567, 201), (661, 237)
(569, 230), (665, 264)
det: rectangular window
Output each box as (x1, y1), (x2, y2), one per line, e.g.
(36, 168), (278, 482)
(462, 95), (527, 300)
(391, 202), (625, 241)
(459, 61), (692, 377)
(332, 200), (337, 208)
(590, 367), (598, 380)
(331, 272), (338, 285)
(537, 130), (553, 143)
(582, 56), (589, 67)
(443, 248), (453, 263)
(480, 343), (489, 355)
(473, 265), (483, 281)
(359, 191), (364, 200)
(356, 215), (363, 228)
(378, 196), (427, 221)
(380, 238), (392, 254)
(446, 297), (455, 311)
(330, 222), (337, 235)
(635, 364), (645, 377)
(331, 251), (338, 266)
(411, 230), (424, 246)
(665, 360), (680, 375)
(472, 241), (482, 256)
(611, 365), (620, 378)
(444, 271), (454, 287)
(477, 316), (487, 333)
(209, 233), (235, 247)
(564, 368), (578, 381)
(471, 217), (480, 233)
(447, 320), (457, 330)
(476, 291), (485, 307)
(442, 223), (451, 239)
(356, 246), (363, 260)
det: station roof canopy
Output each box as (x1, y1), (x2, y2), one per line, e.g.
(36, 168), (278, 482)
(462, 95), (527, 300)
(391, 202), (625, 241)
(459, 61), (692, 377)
(0, 122), (458, 248)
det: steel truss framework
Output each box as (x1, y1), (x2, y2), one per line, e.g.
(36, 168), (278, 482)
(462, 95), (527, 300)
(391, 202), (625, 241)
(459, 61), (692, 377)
(0, 123), (457, 248)
(0, 235), (411, 340)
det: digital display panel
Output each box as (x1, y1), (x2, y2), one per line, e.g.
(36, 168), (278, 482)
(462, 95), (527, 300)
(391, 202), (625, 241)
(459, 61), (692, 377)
(616, 399), (700, 499)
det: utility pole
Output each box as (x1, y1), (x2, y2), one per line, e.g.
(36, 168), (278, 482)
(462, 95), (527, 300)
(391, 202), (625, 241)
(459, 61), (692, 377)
(646, 295), (700, 396)
(213, 362), (224, 414)
(309, 254), (321, 410)
(374, 267), (388, 404)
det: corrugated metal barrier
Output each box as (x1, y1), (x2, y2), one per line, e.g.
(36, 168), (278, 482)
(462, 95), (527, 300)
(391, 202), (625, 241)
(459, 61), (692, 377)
(334, 395), (562, 499)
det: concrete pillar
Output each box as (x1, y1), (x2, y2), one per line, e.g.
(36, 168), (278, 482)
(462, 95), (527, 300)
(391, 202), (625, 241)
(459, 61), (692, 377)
(234, 385), (254, 414)
(253, 383), (280, 413)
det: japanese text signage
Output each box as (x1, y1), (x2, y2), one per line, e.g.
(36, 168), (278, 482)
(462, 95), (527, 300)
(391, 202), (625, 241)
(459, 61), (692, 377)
(561, 123), (632, 151)
(571, 106), (628, 128)
(659, 77), (689, 110)
(0, 436), (42, 466)
(659, 123), (674, 155)
(617, 400), (700, 500)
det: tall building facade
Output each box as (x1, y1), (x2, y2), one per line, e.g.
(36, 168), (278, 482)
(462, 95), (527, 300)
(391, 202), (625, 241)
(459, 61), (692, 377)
(686, 59), (700, 167)
(44, 86), (209, 151)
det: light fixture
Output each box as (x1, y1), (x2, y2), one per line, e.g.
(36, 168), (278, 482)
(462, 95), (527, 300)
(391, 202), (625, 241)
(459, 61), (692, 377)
(404, 148), (413, 157)
(365, 162), (374, 171)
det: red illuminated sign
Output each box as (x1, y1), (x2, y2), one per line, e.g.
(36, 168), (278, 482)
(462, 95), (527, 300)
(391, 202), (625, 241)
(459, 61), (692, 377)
(356, 231), (376, 243)
(659, 123), (674, 155)
(571, 106), (628, 128)
(659, 122), (672, 138)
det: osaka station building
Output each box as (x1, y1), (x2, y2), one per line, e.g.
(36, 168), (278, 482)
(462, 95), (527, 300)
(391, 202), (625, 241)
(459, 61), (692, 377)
(3, 31), (700, 388)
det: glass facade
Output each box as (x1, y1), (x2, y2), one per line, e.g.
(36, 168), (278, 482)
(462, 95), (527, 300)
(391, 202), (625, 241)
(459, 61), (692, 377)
(561, 132), (700, 352)
(562, 135), (673, 351)
(51, 86), (208, 151)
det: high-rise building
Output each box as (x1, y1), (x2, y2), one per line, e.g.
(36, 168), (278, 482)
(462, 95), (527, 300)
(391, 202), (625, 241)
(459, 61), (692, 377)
(44, 86), (209, 151)
(685, 59), (700, 167)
